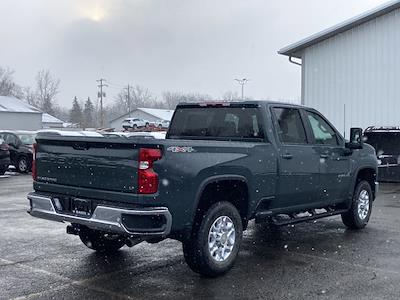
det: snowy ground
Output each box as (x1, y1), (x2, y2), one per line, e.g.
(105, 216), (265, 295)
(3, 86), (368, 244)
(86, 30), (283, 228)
(1, 175), (400, 299)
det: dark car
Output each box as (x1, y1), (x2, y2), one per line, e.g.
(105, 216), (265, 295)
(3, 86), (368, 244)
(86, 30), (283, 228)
(0, 131), (36, 173)
(0, 138), (11, 175)
(28, 101), (378, 277)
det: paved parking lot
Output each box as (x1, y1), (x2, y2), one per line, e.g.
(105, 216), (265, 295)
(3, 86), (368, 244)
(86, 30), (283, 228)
(1, 174), (400, 300)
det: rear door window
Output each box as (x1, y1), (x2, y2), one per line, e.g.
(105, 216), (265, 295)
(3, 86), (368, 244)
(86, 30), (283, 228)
(168, 106), (264, 141)
(273, 108), (307, 144)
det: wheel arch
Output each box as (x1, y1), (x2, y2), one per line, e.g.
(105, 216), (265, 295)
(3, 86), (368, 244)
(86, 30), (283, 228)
(191, 175), (250, 232)
(354, 167), (377, 199)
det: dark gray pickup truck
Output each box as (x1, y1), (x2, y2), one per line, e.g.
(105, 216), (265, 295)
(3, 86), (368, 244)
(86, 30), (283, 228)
(28, 101), (378, 277)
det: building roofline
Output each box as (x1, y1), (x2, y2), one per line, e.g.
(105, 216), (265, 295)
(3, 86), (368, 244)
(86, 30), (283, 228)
(278, 0), (400, 58)
(0, 110), (42, 115)
(109, 107), (174, 123)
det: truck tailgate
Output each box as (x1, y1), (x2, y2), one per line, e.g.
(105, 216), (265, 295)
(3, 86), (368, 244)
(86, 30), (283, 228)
(35, 137), (140, 193)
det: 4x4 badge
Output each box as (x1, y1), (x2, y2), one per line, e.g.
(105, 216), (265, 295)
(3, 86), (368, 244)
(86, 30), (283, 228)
(167, 146), (195, 153)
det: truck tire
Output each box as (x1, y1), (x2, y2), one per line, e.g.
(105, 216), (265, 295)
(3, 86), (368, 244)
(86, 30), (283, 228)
(79, 227), (125, 253)
(341, 180), (373, 229)
(182, 202), (243, 277)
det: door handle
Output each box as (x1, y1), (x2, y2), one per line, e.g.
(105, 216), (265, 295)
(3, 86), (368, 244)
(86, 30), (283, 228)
(282, 154), (293, 160)
(320, 154), (329, 159)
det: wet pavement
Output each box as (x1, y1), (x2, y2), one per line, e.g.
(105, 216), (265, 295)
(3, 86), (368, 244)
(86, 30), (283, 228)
(1, 174), (400, 299)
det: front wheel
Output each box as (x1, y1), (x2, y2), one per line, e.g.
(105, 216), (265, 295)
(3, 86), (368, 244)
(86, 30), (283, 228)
(182, 202), (243, 277)
(341, 180), (373, 229)
(79, 227), (125, 253)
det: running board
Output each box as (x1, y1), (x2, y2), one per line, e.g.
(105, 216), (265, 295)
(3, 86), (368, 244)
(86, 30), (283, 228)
(255, 208), (349, 226)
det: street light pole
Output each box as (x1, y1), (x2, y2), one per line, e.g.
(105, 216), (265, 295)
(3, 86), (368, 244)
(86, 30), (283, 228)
(235, 78), (250, 100)
(126, 84), (131, 117)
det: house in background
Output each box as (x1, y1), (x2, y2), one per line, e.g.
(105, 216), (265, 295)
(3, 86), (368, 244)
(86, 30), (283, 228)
(42, 113), (64, 129)
(279, 0), (400, 135)
(0, 96), (42, 130)
(110, 108), (175, 131)
(0, 96), (65, 130)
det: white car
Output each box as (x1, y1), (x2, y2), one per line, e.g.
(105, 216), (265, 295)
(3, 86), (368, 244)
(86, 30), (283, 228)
(152, 120), (170, 129)
(121, 118), (149, 130)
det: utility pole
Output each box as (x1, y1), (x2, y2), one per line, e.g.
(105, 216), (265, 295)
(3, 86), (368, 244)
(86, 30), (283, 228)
(235, 78), (250, 100)
(125, 84), (131, 117)
(96, 78), (108, 127)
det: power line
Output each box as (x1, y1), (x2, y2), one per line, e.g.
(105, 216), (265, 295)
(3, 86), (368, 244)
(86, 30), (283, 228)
(107, 81), (126, 89)
(96, 78), (108, 127)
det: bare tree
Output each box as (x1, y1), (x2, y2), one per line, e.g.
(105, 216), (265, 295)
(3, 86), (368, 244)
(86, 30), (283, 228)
(222, 91), (241, 101)
(23, 87), (38, 106)
(0, 67), (22, 98)
(130, 85), (155, 108)
(162, 92), (212, 109)
(36, 69), (60, 115)
(114, 85), (156, 113)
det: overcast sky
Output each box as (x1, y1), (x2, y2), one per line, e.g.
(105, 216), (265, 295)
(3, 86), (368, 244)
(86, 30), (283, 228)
(0, 0), (388, 107)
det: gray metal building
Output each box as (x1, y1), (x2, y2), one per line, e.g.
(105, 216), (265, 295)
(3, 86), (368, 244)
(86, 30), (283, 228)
(279, 0), (400, 136)
(0, 96), (42, 130)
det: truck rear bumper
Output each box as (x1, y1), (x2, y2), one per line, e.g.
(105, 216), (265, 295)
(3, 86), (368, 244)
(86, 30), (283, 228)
(27, 192), (172, 237)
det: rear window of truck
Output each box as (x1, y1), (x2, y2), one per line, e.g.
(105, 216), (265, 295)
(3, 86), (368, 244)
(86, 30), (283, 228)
(167, 106), (264, 141)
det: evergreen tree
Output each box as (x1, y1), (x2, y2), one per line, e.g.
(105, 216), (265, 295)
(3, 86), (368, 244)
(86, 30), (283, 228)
(83, 97), (94, 128)
(70, 96), (82, 127)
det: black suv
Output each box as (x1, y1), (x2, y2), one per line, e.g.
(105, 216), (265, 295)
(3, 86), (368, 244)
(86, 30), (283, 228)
(364, 126), (400, 182)
(0, 131), (36, 173)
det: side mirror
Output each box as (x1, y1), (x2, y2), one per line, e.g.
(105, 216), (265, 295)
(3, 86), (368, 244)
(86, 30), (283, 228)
(345, 127), (363, 149)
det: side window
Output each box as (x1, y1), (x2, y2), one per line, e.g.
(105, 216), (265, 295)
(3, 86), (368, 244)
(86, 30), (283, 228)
(273, 108), (307, 144)
(306, 111), (338, 146)
(6, 134), (18, 146)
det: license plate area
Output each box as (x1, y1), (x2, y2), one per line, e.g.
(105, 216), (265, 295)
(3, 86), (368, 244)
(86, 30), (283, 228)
(71, 198), (92, 217)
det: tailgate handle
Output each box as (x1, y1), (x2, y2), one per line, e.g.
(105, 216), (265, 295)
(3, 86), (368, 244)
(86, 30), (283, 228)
(281, 154), (293, 160)
(72, 143), (89, 150)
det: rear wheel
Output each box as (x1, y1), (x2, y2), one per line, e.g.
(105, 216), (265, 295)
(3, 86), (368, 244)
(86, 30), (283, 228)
(341, 180), (373, 229)
(79, 227), (125, 253)
(16, 156), (29, 173)
(132, 124), (137, 130)
(182, 202), (243, 277)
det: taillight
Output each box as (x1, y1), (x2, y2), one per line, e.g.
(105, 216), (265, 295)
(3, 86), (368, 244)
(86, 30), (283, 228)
(138, 148), (162, 194)
(32, 143), (37, 181)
